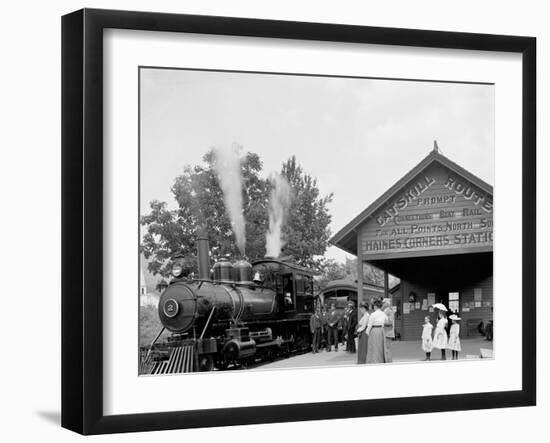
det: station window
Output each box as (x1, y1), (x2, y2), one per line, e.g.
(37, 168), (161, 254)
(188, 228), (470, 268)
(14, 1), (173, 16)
(295, 274), (304, 295)
(449, 291), (460, 313)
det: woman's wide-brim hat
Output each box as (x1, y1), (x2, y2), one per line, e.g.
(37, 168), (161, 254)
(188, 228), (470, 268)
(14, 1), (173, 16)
(449, 314), (462, 321)
(432, 303), (448, 311)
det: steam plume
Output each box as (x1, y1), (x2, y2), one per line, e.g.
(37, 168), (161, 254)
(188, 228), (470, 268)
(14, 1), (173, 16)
(265, 173), (292, 257)
(212, 144), (246, 255)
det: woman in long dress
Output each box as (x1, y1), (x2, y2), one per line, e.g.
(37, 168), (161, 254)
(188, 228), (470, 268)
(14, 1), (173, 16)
(382, 299), (394, 363)
(356, 303), (369, 364)
(366, 298), (389, 364)
(432, 309), (449, 360)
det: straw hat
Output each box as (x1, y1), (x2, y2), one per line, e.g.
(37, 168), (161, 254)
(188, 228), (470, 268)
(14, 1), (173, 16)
(449, 314), (462, 321)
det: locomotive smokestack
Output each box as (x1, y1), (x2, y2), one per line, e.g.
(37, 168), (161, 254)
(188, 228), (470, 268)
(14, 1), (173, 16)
(197, 228), (210, 280)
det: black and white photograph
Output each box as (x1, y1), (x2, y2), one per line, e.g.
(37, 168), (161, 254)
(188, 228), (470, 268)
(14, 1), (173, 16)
(138, 67), (494, 375)
(1, 0), (545, 439)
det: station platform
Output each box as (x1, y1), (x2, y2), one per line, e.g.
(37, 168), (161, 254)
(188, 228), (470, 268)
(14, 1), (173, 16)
(252, 337), (493, 370)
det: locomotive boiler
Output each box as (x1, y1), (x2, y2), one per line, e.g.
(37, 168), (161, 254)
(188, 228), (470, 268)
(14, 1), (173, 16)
(141, 234), (317, 374)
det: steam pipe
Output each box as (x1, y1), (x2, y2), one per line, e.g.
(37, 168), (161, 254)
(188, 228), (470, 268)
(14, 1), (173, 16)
(197, 228), (210, 280)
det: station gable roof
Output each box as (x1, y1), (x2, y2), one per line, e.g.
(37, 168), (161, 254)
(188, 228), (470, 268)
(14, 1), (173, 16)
(329, 147), (493, 256)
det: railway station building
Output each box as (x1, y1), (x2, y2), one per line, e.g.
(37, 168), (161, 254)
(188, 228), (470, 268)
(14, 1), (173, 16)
(330, 146), (493, 340)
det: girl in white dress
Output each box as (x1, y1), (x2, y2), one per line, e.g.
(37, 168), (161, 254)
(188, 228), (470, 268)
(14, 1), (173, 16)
(447, 314), (462, 359)
(432, 310), (448, 360)
(421, 316), (433, 361)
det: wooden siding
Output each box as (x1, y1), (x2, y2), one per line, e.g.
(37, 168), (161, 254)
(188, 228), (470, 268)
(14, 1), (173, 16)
(360, 162), (493, 260)
(396, 276), (493, 341)
(458, 276), (494, 338)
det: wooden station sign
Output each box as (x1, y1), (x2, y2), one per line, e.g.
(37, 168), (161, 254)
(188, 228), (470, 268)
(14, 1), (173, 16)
(360, 162), (493, 259)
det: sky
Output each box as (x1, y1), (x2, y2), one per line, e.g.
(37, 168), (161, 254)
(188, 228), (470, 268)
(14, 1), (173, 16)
(140, 68), (494, 263)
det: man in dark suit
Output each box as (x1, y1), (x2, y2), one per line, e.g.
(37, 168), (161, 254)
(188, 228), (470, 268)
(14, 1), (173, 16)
(326, 303), (340, 352)
(346, 301), (358, 353)
(310, 308), (323, 353)
(341, 305), (350, 347)
(321, 307), (329, 350)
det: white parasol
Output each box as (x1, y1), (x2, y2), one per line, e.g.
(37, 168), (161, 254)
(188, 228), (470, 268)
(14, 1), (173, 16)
(432, 303), (448, 311)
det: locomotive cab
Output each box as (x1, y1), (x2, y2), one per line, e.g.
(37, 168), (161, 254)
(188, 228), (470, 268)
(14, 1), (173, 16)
(252, 258), (316, 315)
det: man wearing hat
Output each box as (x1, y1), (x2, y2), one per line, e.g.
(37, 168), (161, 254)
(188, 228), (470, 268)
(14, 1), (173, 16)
(345, 301), (357, 353)
(309, 308), (323, 353)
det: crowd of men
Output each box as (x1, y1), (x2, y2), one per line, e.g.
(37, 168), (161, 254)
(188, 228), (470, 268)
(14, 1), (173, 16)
(309, 301), (358, 354)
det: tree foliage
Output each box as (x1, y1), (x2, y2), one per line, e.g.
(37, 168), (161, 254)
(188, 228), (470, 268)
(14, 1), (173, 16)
(140, 149), (333, 278)
(316, 259), (348, 289)
(279, 156), (334, 270)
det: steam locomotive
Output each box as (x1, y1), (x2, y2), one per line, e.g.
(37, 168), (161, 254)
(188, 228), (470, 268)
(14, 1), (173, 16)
(141, 234), (317, 374)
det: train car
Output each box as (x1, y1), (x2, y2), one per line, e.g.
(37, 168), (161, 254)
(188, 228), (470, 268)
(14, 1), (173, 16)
(319, 278), (384, 312)
(316, 278), (385, 344)
(140, 235), (317, 374)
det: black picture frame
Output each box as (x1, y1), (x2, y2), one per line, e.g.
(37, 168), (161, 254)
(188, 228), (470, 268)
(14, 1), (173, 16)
(61, 8), (536, 435)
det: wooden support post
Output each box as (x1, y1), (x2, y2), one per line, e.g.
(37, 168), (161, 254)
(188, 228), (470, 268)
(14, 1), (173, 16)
(384, 271), (389, 300)
(356, 231), (363, 307)
(357, 259), (363, 305)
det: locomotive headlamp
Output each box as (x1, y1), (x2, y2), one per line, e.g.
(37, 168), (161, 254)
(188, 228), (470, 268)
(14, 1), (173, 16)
(172, 263), (183, 278)
(170, 251), (187, 278)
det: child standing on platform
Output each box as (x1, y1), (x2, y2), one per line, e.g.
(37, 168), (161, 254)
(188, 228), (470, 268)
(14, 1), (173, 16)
(421, 316), (433, 360)
(447, 314), (462, 360)
(432, 308), (449, 360)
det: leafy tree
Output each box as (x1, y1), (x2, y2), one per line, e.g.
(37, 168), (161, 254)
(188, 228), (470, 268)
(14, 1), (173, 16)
(316, 259), (347, 289)
(140, 200), (189, 277)
(141, 148), (269, 278)
(280, 156), (334, 270)
(141, 150), (335, 279)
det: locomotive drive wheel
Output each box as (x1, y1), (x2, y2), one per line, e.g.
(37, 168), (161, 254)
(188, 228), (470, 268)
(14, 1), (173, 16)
(198, 354), (215, 372)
